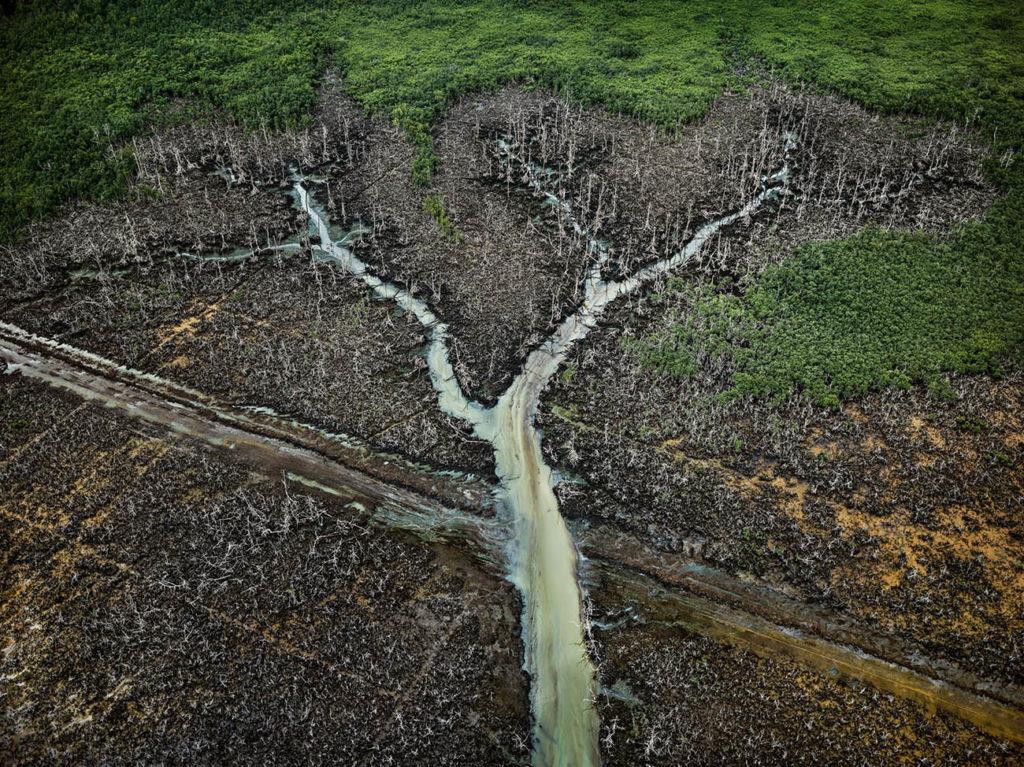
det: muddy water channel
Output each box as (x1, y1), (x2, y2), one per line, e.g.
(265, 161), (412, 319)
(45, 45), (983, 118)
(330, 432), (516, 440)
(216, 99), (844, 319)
(296, 142), (791, 765)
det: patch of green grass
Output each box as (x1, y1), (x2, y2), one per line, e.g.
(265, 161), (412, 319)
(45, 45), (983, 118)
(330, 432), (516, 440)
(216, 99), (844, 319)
(422, 192), (460, 242)
(957, 415), (990, 434)
(990, 450), (1012, 466)
(632, 185), (1024, 406)
(549, 403), (590, 431)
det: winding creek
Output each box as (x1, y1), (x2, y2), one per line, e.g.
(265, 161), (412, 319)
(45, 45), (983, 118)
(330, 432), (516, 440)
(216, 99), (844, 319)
(296, 137), (793, 765)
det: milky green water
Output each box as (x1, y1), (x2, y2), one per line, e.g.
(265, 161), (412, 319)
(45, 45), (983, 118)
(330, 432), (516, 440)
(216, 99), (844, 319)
(295, 144), (790, 764)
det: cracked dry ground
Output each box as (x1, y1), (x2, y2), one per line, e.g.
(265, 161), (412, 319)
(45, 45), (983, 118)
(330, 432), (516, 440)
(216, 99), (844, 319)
(2, 78), (1022, 765)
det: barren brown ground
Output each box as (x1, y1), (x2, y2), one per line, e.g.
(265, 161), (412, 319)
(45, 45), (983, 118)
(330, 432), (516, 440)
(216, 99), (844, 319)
(591, 573), (1023, 767)
(1, 75), (1020, 765)
(0, 377), (529, 765)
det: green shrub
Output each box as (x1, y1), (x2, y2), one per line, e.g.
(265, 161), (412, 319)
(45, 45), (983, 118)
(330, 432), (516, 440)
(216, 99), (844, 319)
(631, 185), (1024, 406)
(423, 192), (459, 241)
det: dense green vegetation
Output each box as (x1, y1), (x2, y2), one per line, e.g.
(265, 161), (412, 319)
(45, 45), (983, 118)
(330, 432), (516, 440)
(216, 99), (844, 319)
(2, 0), (1022, 402)
(632, 185), (1024, 406)
(3, 0), (1022, 239)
